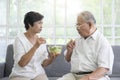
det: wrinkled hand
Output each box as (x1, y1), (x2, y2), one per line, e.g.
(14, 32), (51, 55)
(67, 39), (75, 53)
(80, 76), (98, 80)
(34, 37), (46, 48)
(79, 75), (89, 80)
(49, 52), (60, 60)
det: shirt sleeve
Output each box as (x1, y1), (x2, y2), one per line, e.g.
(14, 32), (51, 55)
(42, 44), (49, 59)
(13, 37), (26, 64)
(97, 39), (114, 74)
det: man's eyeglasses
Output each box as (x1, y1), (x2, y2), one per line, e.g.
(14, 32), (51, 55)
(76, 22), (88, 28)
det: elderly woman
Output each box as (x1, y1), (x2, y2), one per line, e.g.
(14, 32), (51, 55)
(9, 11), (57, 80)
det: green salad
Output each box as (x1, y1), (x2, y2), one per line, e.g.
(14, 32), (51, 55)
(48, 46), (62, 54)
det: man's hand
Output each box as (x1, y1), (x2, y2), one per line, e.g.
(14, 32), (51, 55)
(80, 67), (109, 80)
(67, 39), (75, 53)
(79, 75), (97, 80)
(79, 75), (89, 80)
(65, 39), (75, 62)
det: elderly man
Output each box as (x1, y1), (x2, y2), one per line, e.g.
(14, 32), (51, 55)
(57, 11), (114, 80)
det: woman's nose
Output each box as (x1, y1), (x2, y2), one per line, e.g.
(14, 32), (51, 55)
(76, 26), (80, 30)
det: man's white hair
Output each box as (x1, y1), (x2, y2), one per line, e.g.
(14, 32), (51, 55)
(78, 11), (96, 24)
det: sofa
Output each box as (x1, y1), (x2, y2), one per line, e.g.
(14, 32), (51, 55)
(0, 44), (120, 80)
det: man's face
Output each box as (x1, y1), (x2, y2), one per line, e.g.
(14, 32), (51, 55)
(76, 16), (91, 38)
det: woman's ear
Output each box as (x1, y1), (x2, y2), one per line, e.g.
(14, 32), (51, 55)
(28, 24), (32, 28)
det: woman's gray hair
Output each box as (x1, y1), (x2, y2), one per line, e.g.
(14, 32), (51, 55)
(78, 11), (96, 24)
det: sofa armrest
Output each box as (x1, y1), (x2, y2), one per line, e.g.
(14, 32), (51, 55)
(0, 62), (5, 78)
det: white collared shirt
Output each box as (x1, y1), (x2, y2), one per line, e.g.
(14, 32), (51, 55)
(69, 30), (114, 74)
(9, 34), (48, 79)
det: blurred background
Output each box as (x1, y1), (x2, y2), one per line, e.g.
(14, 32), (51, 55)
(0, 0), (120, 62)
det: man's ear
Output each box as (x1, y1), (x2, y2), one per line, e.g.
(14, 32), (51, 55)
(88, 22), (92, 29)
(88, 22), (92, 26)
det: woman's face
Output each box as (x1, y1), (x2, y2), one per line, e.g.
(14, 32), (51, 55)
(30, 20), (43, 33)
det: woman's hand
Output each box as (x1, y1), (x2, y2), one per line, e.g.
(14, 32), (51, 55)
(34, 37), (46, 49)
(49, 52), (60, 60)
(42, 52), (60, 67)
